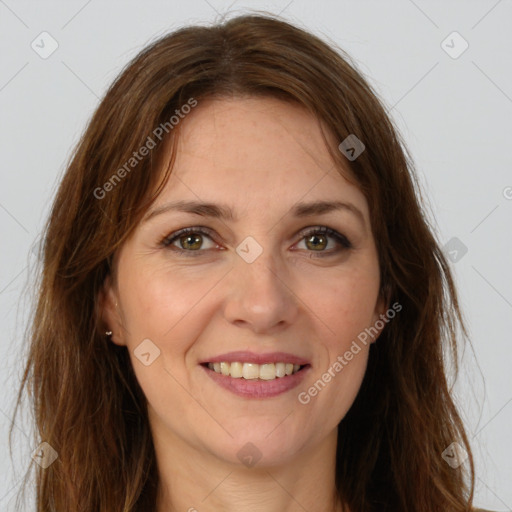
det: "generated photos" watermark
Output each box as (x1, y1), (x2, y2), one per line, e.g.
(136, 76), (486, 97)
(298, 301), (402, 404)
(93, 97), (198, 200)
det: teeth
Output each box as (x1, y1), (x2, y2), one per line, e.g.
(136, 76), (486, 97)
(242, 363), (259, 380)
(259, 363), (275, 380)
(207, 361), (303, 380)
(220, 362), (230, 376)
(230, 361), (243, 378)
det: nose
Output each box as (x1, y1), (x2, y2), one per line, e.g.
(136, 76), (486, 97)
(222, 248), (300, 335)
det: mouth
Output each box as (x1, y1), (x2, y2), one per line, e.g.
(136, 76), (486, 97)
(200, 351), (311, 398)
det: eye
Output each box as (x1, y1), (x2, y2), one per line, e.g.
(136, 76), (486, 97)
(161, 227), (218, 254)
(294, 226), (352, 256)
(161, 225), (352, 257)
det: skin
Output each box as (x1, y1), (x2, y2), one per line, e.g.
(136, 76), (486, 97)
(102, 97), (388, 512)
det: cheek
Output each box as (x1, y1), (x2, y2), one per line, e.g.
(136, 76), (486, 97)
(116, 265), (214, 421)
(300, 262), (381, 349)
(297, 262), (379, 424)
(118, 262), (221, 343)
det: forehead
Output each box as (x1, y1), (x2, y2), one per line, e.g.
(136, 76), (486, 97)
(175, 96), (335, 175)
(156, 96), (368, 219)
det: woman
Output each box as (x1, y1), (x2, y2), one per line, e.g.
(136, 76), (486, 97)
(12, 12), (492, 512)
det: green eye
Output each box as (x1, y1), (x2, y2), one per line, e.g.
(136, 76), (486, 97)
(305, 233), (328, 251)
(162, 226), (352, 257)
(178, 233), (203, 250)
(162, 227), (217, 254)
(296, 227), (352, 254)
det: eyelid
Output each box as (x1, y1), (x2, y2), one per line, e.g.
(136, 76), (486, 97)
(160, 225), (352, 255)
(161, 226), (219, 250)
(293, 226), (352, 251)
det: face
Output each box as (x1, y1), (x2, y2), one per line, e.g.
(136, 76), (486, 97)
(102, 96), (387, 467)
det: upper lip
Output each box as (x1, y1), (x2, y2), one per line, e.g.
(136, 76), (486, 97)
(201, 351), (310, 366)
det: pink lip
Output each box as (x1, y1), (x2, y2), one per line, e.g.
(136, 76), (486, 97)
(201, 364), (311, 399)
(201, 351), (310, 366)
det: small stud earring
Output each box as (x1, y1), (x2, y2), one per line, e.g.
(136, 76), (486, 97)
(105, 331), (113, 336)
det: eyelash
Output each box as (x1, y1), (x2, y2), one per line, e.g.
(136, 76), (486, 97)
(160, 226), (352, 257)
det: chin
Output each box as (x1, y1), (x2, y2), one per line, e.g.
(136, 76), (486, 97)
(203, 422), (311, 468)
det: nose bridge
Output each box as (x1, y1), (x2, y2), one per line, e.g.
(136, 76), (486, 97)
(241, 249), (282, 297)
(223, 237), (299, 332)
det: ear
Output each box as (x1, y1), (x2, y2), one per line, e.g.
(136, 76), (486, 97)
(369, 287), (391, 344)
(99, 274), (126, 346)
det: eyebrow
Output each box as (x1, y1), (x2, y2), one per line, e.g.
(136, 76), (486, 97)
(143, 199), (366, 229)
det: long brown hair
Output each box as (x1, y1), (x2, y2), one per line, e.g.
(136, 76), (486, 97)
(12, 12), (475, 511)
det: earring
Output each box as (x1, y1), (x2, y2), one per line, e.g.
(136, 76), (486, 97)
(105, 330), (113, 336)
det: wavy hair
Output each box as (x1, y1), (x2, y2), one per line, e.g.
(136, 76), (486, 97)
(12, 12), (475, 512)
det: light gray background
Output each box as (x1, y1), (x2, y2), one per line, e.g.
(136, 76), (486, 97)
(1, 1), (511, 510)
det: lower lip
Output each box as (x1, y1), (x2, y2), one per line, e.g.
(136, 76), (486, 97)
(201, 365), (310, 399)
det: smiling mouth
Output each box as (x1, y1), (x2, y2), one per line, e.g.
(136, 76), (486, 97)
(203, 362), (307, 380)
